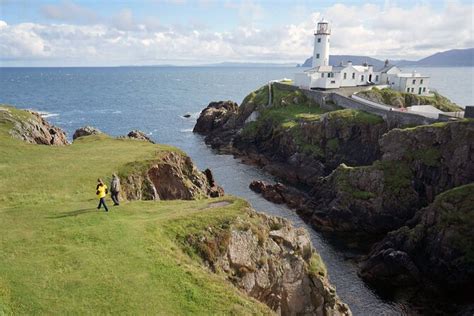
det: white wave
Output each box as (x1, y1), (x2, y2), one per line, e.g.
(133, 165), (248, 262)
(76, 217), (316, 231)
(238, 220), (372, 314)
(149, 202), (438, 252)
(36, 111), (59, 118)
(180, 128), (193, 133)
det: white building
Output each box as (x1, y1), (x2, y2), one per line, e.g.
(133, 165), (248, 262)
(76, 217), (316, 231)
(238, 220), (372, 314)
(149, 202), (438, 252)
(295, 20), (431, 96)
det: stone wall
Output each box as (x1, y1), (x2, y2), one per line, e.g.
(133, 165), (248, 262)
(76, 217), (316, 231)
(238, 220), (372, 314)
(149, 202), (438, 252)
(274, 82), (440, 127)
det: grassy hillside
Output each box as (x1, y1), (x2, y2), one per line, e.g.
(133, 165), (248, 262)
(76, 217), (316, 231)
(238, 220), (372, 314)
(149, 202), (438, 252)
(0, 105), (270, 314)
(357, 87), (461, 112)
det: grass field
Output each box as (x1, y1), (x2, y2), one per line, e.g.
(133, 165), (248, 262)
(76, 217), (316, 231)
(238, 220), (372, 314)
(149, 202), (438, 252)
(0, 106), (270, 314)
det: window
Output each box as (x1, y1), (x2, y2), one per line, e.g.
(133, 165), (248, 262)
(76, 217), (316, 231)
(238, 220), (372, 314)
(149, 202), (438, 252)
(317, 38), (321, 43)
(331, 80), (336, 84)
(361, 75), (364, 82)
(423, 87), (426, 92)
(407, 88), (410, 92)
(321, 73), (324, 78)
(375, 75), (379, 81)
(412, 79), (416, 84)
(352, 73), (355, 79)
(411, 88), (414, 92)
(421, 79), (424, 84)
(316, 53), (320, 59)
(343, 73), (347, 79)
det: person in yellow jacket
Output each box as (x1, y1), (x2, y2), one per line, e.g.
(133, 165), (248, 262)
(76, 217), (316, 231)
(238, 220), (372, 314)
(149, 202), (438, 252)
(96, 178), (109, 212)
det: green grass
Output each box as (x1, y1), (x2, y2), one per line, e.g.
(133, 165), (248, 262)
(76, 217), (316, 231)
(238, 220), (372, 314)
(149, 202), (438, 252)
(358, 87), (461, 112)
(0, 106), (271, 314)
(326, 109), (384, 126)
(308, 253), (327, 277)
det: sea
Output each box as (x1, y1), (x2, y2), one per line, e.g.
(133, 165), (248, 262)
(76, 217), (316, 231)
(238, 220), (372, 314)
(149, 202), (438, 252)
(1, 66), (472, 315)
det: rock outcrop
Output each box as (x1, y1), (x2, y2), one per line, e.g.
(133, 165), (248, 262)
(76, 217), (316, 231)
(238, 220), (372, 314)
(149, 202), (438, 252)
(359, 184), (474, 296)
(187, 210), (351, 316)
(73, 126), (103, 140)
(0, 106), (68, 145)
(250, 180), (308, 209)
(126, 130), (154, 143)
(193, 100), (238, 135)
(120, 151), (224, 201)
(305, 120), (474, 234)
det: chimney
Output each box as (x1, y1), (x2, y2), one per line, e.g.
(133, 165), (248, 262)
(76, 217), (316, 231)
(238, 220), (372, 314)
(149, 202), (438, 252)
(347, 61), (352, 66)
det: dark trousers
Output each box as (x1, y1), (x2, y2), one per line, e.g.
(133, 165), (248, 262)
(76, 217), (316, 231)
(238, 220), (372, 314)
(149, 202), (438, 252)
(98, 197), (109, 212)
(111, 191), (120, 205)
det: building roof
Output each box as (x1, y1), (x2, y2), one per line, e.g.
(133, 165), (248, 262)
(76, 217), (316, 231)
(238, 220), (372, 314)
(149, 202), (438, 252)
(353, 65), (370, 72)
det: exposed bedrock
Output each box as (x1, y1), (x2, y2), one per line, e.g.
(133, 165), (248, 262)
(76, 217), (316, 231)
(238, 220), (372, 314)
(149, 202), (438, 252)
(120, 151), (224, 201)
(1, 107), (69, 145)
(307, 120), (474, 234)
(359, 184), (474, 297)
(73, 126), (103, 140)
(187, 211), (351, 316)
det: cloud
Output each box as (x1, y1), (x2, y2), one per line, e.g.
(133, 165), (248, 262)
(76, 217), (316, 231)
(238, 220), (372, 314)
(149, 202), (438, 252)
(41, 1), (97, 24)
(1, 1), (473, 66)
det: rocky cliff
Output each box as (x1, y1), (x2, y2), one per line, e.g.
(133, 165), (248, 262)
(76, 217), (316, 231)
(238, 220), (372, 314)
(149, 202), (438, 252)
(119, 151), (224, 201)
(0, 105), (68, 145)
(194, 85), (388, 186)
(359, 184), (474, 301)
(187, 208), (351, 316)
(305, 120), (474, 234)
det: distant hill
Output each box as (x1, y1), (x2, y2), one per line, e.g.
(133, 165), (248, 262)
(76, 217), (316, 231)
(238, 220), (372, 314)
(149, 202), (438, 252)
(397, 48), (474, 67)
(301, 48), (473, 68)
(301, 55), (385, 68)
(204, 62), (296, 67)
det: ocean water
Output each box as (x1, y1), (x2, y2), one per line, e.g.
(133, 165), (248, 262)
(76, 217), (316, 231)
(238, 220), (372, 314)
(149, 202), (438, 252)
(1, 66), (472, 315)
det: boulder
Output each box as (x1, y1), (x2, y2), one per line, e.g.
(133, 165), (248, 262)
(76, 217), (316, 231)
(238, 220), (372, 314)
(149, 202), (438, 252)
(73, 126), (102, 140)
(126, 130), (154, 143)
(249, 180), (308, 209)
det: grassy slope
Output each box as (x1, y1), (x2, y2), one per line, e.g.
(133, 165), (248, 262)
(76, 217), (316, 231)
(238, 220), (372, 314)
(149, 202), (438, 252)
(0, 106), (270, 314)
(241, 85), (383, 158)
(358, 87), (461, 112)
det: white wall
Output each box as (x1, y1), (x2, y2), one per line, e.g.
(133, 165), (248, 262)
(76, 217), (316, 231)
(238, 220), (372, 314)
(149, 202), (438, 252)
(313, 34), (330, 67)
(294, 73), (311, 88)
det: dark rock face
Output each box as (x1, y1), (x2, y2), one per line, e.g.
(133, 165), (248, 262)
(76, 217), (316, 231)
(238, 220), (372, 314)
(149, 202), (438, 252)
(187, 212), (351, 316)
(2, 108), (68, 145)
(120, 151), (224, 201)
(73, 126), (102, 140)
(359, 184), (474, 295)
(307, 120), (474, 234)
(126, 130), (154, 143)
(249, 180), (308, 209)
(379, 121), (474, 203)
(193, 100), (238, 135)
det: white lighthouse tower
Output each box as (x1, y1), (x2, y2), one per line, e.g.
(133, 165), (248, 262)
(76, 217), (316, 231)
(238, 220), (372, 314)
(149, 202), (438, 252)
(312, 19), (331, 68)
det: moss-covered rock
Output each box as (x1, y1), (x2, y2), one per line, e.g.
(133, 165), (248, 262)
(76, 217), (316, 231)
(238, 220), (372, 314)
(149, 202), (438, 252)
(360, 184), (474, 295)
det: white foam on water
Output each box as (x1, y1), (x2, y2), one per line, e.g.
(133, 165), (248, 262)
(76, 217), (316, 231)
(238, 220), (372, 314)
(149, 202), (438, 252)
(35, 111), (59, 118)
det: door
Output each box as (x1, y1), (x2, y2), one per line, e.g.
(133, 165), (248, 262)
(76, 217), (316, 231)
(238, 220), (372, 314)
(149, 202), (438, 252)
(418, 87), (422, 94)
(369, 74), (372, 82)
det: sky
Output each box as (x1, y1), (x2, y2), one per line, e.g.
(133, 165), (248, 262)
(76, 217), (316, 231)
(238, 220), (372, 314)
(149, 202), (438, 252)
(0, 0), (473, 66)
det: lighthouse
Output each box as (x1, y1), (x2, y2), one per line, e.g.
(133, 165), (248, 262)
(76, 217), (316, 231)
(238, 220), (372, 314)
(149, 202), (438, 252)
(312, 19), (330, 68)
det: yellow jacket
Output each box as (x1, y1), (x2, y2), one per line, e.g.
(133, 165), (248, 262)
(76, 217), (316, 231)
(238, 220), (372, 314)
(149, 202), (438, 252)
(96, 184), (108, 199)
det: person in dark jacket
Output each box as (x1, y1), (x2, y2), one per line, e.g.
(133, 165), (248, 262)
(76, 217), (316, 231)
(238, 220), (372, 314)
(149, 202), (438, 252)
(96, 178), (109, 212)
(110, 173), (121, 206)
